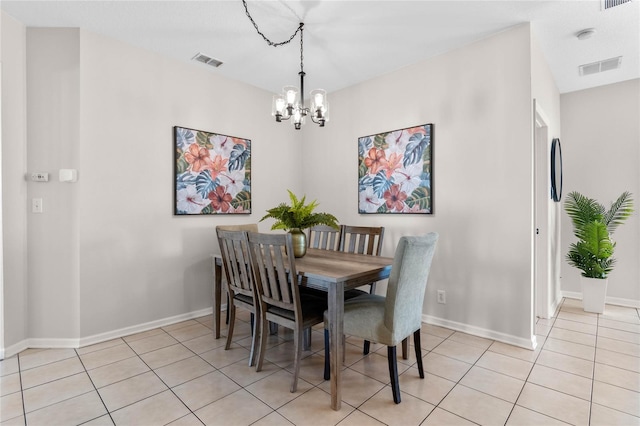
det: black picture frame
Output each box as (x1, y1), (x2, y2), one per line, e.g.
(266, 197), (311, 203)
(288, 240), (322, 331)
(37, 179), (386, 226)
(551, 138), (563, 202)
(357, 123), (433, 214)
(174, 126), (251, 215)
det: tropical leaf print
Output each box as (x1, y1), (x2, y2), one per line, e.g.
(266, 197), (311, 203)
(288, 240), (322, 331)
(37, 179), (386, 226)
(196, 131), (214, 149)
(358, 137), (372, 158)
(176, 148), (189, 174)
(373, 133), (389, 150)
(176, 172), (196, 190)
(372, 171), (393, 198)
(406, 186), (430, 212)
(229, 143), (250, 171)
(403, 133), (429, 168)
(232, 190), (251, 211)
(175, 127), (194, 150)
(359, 174), (374, 192)
(196, 170), (217, 198)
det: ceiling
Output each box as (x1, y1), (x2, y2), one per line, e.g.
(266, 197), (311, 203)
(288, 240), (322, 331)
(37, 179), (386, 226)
(2, 0), (638, 95)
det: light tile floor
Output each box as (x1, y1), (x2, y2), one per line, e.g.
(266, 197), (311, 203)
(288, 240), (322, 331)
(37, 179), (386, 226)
(1, 298), (639, 425)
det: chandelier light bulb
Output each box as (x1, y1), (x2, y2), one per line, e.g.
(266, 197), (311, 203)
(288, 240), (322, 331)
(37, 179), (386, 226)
(284, 86), (298, 106)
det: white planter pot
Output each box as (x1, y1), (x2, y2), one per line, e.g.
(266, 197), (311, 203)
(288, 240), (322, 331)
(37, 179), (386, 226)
(581, 276), (608, 314)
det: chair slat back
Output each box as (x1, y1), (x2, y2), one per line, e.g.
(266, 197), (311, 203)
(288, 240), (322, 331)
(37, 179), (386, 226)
(384, 233), (438, 339)
(308, 225), (341, 250)
(340, 225), (385, 256)
(216, 228), (254, 299)
(248, 232), (301, 315)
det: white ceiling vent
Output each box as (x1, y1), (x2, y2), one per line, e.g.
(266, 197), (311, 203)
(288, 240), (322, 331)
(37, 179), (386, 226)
(192, 53), (223, 68)
(601, 0), (632, 10)
(579, 56), (622, 76)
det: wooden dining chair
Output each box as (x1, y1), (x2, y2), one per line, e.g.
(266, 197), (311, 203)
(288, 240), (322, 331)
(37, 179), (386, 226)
(324, 233), (439, 403)
(217, 224), (259, 326)
(307, 224), (342, 251)
(247, 231), (327, 392)
(339, 225), (385, 294)
(216, 228), (259, 366)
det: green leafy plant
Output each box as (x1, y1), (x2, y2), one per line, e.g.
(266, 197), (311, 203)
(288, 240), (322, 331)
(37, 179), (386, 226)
(565, 191), (633, 279)
(260, 190), (339, 231)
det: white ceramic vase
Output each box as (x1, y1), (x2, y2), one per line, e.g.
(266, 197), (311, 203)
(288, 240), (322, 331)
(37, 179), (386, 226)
(581, 276), (608, 314)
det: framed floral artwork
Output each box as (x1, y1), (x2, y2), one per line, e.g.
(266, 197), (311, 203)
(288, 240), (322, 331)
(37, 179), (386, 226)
(358, 123), (433, 214)
(174, 126), (251, 215)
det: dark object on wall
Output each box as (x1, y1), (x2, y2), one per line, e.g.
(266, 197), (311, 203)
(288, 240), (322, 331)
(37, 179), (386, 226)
(174, 126), (251, 215)
(551, 138), (563, 202)
(357, 123), (433, 214)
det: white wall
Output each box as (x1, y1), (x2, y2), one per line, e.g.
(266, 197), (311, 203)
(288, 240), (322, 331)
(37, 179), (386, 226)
(26, 28), (81, 341)
(303, 25), (537, 347)
(531, 31), (562, 316)
(19, 28), (299, 345)
(1, 12), (29, 353)
(560, 79), (640, 305)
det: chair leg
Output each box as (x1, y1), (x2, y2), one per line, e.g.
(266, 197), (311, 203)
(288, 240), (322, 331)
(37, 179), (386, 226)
(248, 312), (259, 367)
(387, 346), (401, 404)
(269, 322), (279, 335)
(402, 337), (409, 360)
(225, 304), (235, 350)
(369, 282), (377, 294)
(363, 340), (370, 355)
(414, 330), (424, 378)
(323, 329), (330, 380)
(303, 327), (312, 351)
(225, 294), (230, 324)
(255, 314), (268, 372)
(291, 326), (302, 393)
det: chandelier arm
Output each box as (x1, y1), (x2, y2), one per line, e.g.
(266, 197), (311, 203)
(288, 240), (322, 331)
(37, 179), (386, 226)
(242, 0), (303, 47)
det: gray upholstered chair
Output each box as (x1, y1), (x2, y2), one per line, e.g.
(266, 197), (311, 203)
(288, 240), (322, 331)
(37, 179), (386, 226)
(216, 228), (259, 366)
(324, 233), (438, 403)
(247, 231), (327, 392)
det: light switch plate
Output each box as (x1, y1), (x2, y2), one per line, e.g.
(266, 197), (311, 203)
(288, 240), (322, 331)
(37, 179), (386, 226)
(59, 169), (78, 182)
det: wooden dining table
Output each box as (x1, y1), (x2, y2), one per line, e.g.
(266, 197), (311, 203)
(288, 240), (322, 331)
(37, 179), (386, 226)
(211, 248), (394, 410)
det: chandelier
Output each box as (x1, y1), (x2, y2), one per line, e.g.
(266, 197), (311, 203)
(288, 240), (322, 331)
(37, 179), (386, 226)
(242, 2), (328, 129)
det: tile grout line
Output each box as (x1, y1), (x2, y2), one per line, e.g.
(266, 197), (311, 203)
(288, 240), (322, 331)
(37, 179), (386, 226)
(16, 352), (27, 425)
(120, 332), (208, 425)
(74, 348), (116, 426)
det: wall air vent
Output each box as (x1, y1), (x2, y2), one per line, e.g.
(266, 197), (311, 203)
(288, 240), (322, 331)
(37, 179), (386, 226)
(601, 0), (632, 10)
(191, 53), (223, 68)
(579, 56), (622, 76)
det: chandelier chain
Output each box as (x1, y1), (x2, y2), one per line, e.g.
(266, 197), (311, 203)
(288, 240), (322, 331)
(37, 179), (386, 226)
(299, 26), (304, 73)
(242, 0), (303, 48)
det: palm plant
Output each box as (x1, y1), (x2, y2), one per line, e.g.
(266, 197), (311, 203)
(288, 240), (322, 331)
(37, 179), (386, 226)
(565, 191), (633, 278)
(260, 190), (339, 231)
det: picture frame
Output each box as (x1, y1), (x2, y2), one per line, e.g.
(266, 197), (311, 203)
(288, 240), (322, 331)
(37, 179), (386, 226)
(358, 123), (433, 214)
(174, 126), (251, 215)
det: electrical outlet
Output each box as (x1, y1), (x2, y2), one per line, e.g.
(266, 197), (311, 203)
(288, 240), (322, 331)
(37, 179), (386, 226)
(437, 290), (446, 304)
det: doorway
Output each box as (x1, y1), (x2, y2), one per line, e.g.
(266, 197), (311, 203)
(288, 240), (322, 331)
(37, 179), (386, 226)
(534, 100), (551, 320)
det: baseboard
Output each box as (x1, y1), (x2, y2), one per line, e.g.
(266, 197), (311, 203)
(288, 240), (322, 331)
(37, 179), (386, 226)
(562, 291), (640, 308)
(422, 314), (537, 350)
(1, 307), (214, 359)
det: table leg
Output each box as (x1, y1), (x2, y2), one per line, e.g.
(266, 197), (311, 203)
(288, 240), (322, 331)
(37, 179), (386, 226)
(328, 281), (344, 411)
(212, 256), (222, 339)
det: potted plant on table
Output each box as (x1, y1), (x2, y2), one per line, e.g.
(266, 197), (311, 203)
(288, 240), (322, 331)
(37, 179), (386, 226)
(260, 190), (339, 257)
(565, 191), (634, 313)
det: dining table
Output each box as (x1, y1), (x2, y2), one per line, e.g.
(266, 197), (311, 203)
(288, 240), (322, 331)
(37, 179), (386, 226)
(211, 247), (394, 410)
